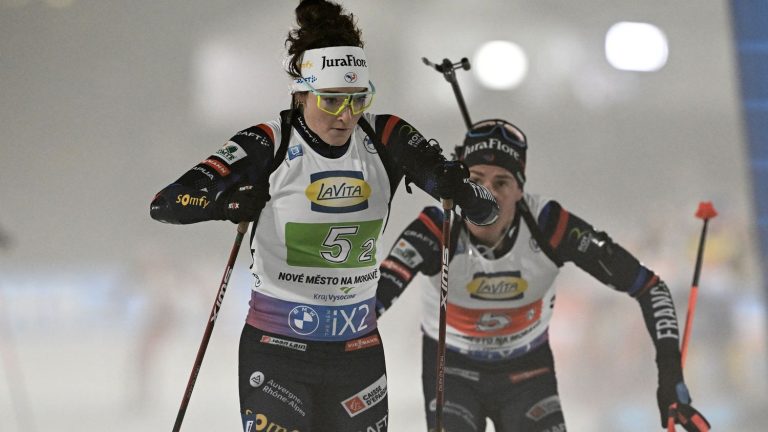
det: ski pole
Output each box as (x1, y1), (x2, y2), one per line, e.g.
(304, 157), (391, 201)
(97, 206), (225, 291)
(681, 201), (718, 367)
(435, 199), (453, 432)
(423, 55), (471, 431)
(667, 201), (717, 431)
(422, 57), (473, 129)
(172, 221), (249, 432)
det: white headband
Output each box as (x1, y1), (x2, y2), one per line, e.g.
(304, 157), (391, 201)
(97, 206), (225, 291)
(289, 46), (370, 93)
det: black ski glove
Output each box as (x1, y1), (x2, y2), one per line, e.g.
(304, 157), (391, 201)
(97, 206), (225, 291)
(657, 360), (710, 431)
(435, 160), (470, 200)
(218, 183), (270, 223)
(435, 160), (498, 226)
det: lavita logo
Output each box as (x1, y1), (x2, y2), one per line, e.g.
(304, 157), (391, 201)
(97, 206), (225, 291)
(466, 271), (528, 300)
(305, 170), (371, 213)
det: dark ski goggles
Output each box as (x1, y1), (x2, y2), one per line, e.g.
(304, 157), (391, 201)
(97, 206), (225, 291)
(466, 119), (527, 148)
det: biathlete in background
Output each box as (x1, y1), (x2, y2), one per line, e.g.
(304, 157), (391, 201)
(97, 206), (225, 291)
(376, 119), (710, 432)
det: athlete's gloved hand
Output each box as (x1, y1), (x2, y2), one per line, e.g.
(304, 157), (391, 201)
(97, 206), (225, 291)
(219, 183), (271, 223)
(435, 160), (470, 200)
(658, 379), (710, 431)
(435, 160), (499, 226)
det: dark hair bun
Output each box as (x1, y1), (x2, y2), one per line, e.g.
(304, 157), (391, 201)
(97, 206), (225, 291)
(286, 0), (364, 78)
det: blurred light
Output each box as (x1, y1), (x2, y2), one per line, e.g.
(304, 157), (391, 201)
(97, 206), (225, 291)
(605, 21), (668, 72)
(473, 40), (528, 90)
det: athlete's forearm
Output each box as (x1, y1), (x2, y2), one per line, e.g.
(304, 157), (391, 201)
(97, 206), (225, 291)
(151, 183), (225, 224)
(150, 124), (277, 225)
(537, 200), (683, 381)
(538, 200), (661, 295)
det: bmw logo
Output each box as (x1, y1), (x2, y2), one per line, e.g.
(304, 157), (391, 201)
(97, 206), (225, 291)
(288, 305), (319, 335)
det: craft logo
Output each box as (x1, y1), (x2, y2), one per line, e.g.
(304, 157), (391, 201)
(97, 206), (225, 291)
(236, 130), (271, 147)
(466, 271), (527, 300)
(305, 171), (370, 213)
(341, 374), (387, 417)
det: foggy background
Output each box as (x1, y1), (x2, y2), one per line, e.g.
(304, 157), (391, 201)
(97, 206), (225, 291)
(1, 0), (765, 431)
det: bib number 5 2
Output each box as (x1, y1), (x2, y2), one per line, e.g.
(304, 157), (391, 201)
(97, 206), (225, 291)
(285, 219), (383, 268)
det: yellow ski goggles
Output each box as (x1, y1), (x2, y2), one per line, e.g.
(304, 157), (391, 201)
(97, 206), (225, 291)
(303, 81), (376, 116)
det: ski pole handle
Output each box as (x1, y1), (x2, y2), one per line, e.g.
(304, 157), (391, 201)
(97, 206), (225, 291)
(422, 57), (473, 129)
(237, 221), (249, 234)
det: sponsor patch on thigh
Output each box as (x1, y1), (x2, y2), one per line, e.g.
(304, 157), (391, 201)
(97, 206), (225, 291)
(241, 410), (299, 432)
(356, 414), (388, 432)
(345, 334), (381, 351)
(260, 335), (308, 352)
(445, 366), (480, 382)
(341, 374), (387, 417)
(508, 366), (550, 384)
(525, 395), (561, 421)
